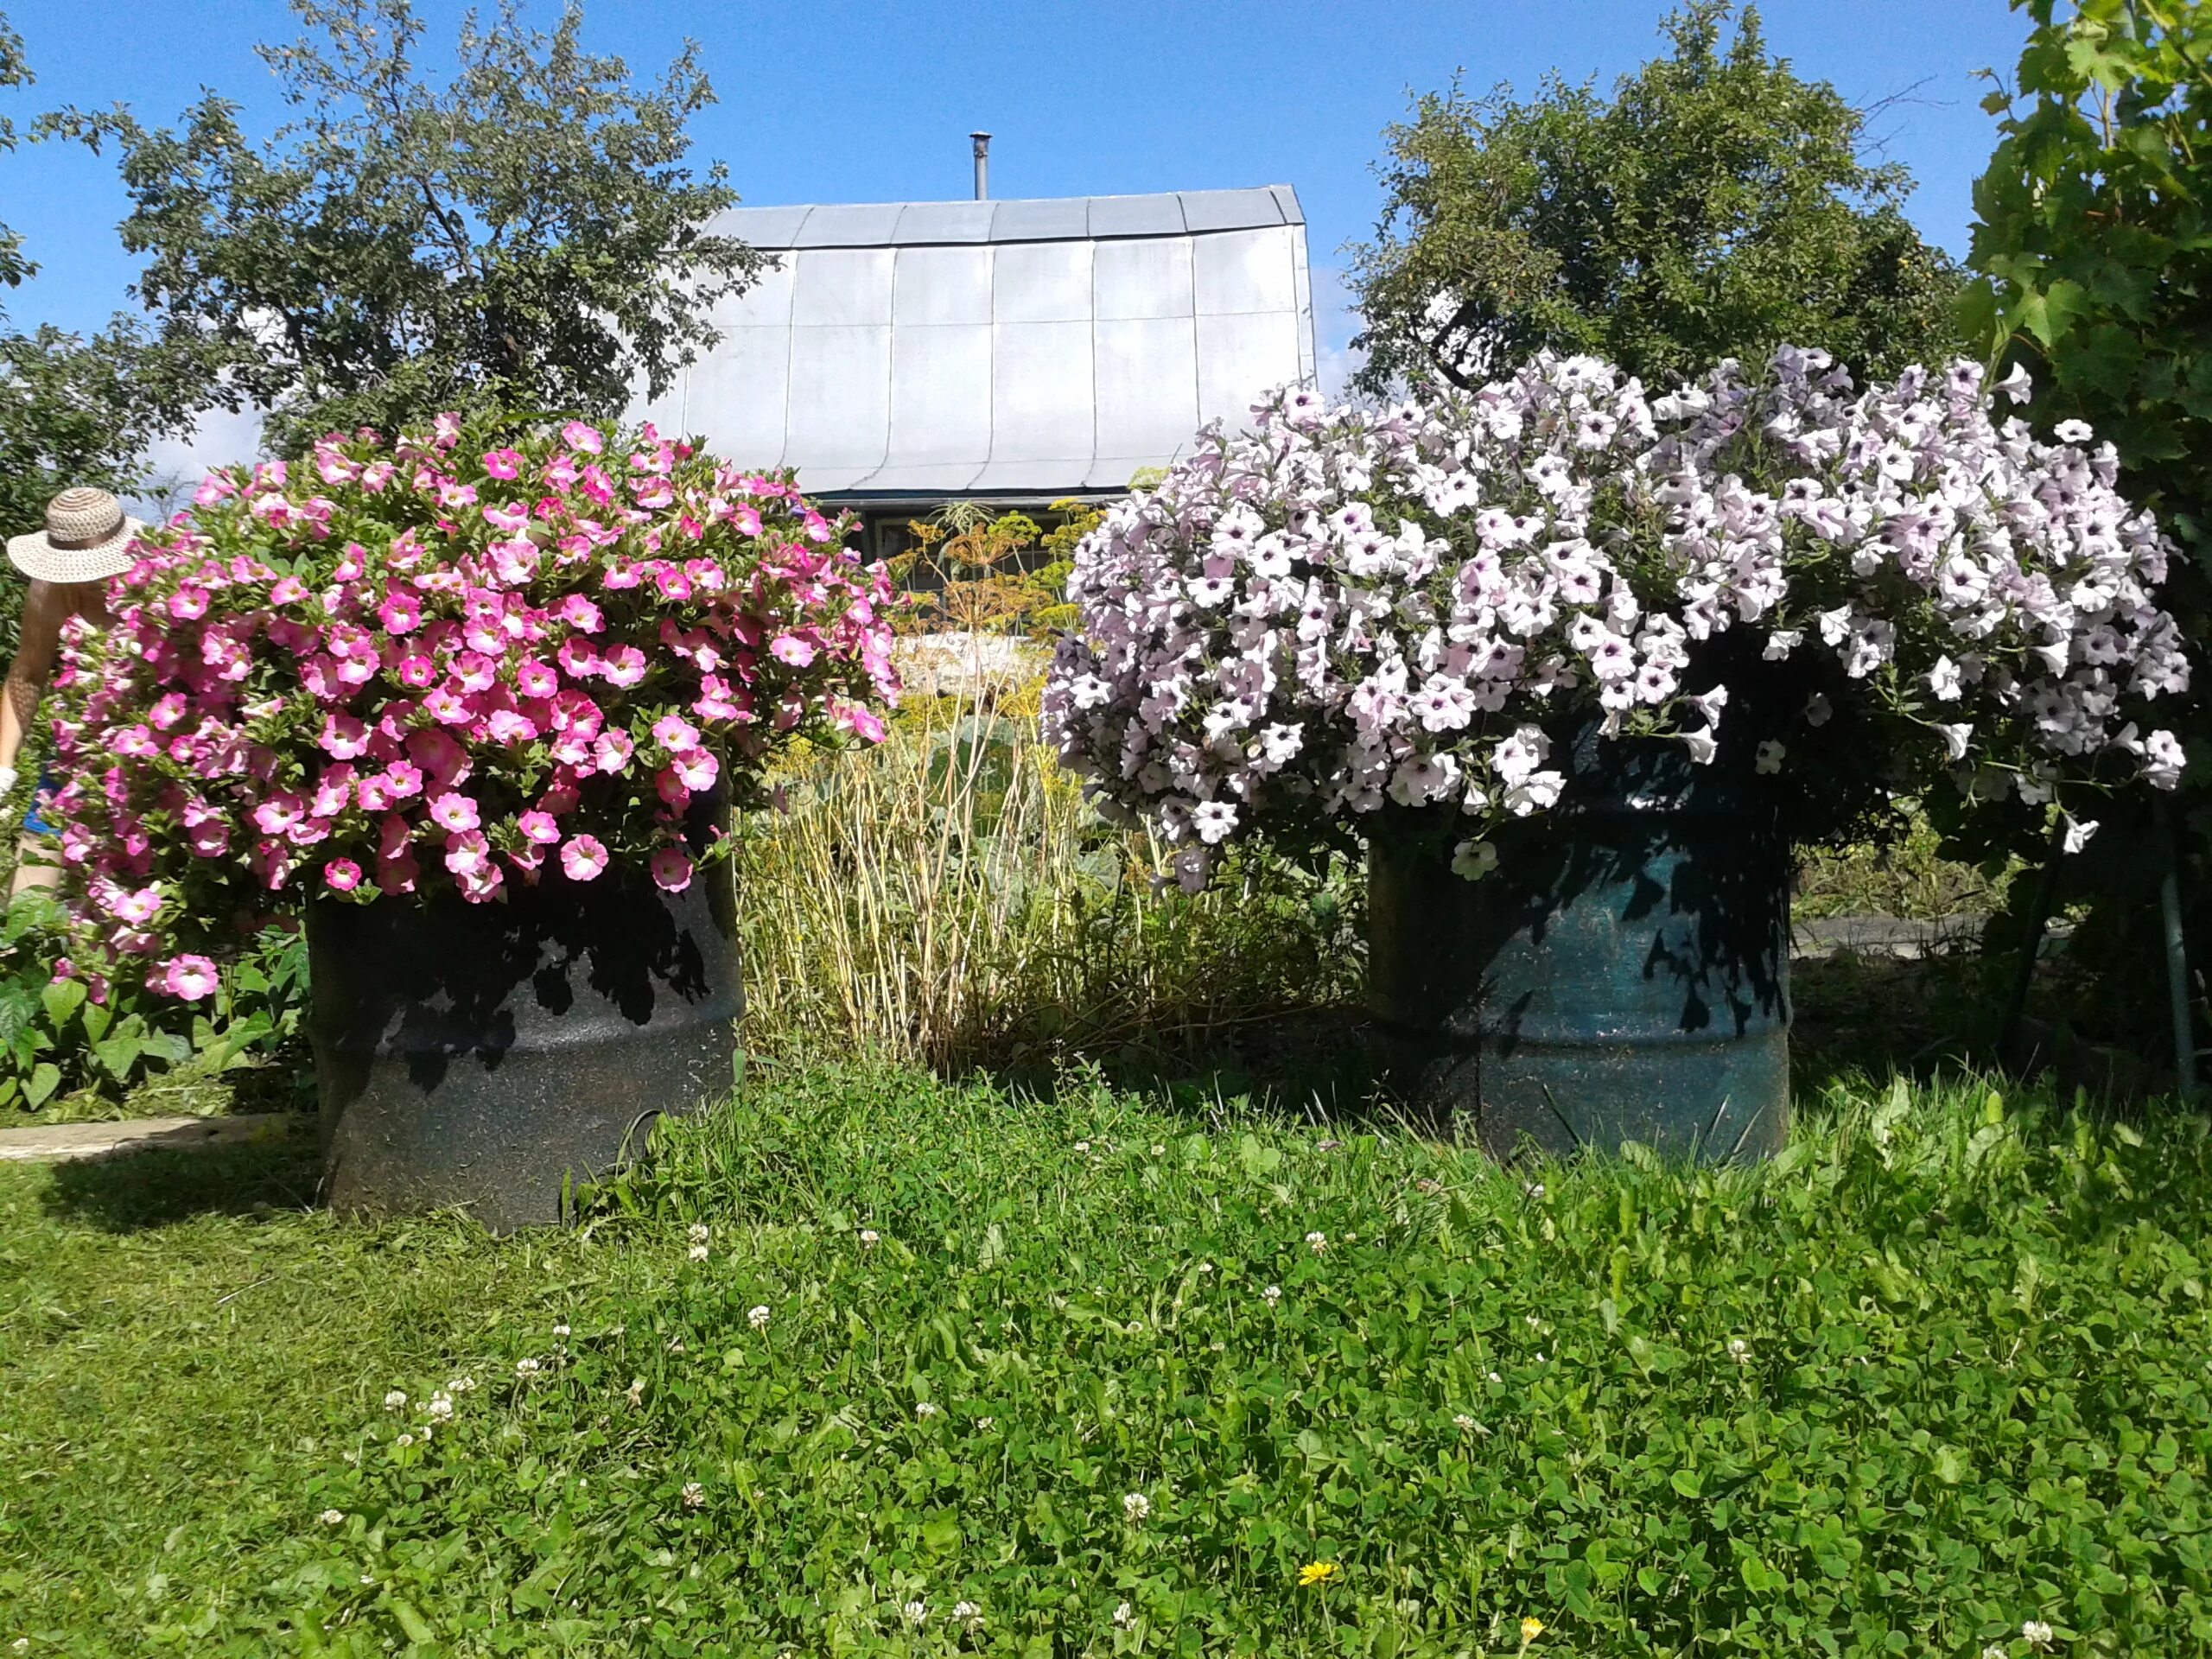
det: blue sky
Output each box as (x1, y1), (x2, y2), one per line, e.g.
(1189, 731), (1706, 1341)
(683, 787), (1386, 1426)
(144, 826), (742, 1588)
(0, 0), (2031, 473)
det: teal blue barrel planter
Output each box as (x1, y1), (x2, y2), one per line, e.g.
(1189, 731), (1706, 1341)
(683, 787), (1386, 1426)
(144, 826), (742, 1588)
(1368, 732), (1790, 1162)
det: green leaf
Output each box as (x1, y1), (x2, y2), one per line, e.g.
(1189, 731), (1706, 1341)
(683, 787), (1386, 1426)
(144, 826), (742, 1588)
(40, 976), (85, 1028)
(92, 1035), (143, 1080)
(24, 1060), (60, 1106)
(387, 1598), (435, 1643)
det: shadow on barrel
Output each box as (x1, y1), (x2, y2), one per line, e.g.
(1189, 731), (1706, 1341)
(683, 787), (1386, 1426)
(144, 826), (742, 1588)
(1370, 732), (1791, 1165)
(308, 801), (742, 1231)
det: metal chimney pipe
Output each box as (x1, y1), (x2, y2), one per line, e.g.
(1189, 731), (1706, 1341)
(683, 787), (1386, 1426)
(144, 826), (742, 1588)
(970, 131), (991, 200)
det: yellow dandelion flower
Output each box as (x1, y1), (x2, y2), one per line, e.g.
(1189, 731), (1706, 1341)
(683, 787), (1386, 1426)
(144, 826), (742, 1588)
(1297, 1560), (1338, 1587)
(1521, 1615), (1547, 1643)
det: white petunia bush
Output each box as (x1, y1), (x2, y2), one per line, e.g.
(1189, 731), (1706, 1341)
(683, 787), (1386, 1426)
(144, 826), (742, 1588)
(1044, 348), (2190, 890)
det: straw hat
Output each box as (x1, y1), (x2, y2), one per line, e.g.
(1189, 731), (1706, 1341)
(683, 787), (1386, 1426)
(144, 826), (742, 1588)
(6, 486), (145, 583)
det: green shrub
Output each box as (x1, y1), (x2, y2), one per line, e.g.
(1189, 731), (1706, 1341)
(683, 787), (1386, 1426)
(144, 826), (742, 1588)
(151, 1070), (2212, 1656)
(0, 889), (308, 1115)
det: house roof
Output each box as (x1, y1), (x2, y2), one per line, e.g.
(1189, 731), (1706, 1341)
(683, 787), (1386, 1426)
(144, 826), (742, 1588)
(632, 187), (1317, 502)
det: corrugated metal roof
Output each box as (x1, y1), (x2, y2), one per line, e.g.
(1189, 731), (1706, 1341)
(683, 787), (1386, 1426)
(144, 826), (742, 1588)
(634, 186), (1317, 499)
(718, 186), (1304, 250)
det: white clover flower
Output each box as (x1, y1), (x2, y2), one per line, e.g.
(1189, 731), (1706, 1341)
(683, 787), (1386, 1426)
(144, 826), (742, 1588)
(748, 1306), (772, 1331)
(1726, 1338), (1750, 1364)
(858, 1229), (880, 1248)
(976, 1416), (995, 1430)
(1984, 1647), (2009, 1659)
(1073, 1140), (1091, 1154)
(1122, 1491), (1151, 1522)
(915, 1402), (938, 1420)
(681, 1481), (705, 1510)
(551, 1322), (570, 1339)
(514, 1357), (541, 1379)
(1452, 1414), (1476, 1431)
(383, 1389), (407, 1411)
(688, 1243), (709, 1262)
(395, 1432), (415, 1448)
(426, 1391), (454, 1421)
(319, 1509), (346, 1525)
(953, 1599), (982, 1630)
(1114, 1601), (1135, 1628)
(2022, 1619), (2055, 1649)
(1306, 1230), (1327, 1254)
(901, 1600), (927, 1628)
(687, 1223), (710, 1244)
(1262, 1285), (1282, 1306)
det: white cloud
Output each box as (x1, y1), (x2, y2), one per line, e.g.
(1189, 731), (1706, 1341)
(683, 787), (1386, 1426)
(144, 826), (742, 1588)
(129, 403), (265, 520)
(1309, 264), (1367, 402)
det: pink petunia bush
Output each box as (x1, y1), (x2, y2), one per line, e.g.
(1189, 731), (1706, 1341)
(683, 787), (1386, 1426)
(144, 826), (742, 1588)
(1045, 349), (2191, 891)
(48, 415), (901, 996)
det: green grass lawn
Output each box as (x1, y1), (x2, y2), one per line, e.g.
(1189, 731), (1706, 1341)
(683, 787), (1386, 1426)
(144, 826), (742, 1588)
(3, 1068), (2209, 1657)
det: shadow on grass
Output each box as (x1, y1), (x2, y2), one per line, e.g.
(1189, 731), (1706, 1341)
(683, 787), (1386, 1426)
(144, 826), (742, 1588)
(37, 1139), (325, 1234)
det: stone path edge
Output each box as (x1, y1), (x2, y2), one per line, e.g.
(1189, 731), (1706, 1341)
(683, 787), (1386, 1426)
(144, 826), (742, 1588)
(0, 1113), (305, 1166)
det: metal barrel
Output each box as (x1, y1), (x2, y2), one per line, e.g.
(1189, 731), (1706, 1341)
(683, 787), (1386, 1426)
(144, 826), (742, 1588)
(1369, 733), (1790, 1163)
(308, 798), (741, 1231)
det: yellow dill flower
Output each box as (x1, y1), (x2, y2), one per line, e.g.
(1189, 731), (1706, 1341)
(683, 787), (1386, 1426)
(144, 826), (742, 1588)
(1297, 1560), (1338, 1587)
(1521, 1615), (1547, 1643)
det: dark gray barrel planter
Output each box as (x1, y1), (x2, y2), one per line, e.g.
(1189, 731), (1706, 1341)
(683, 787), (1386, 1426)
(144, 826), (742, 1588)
(1368, 732), (1789, 1163)
(308, 798), (741, 1231)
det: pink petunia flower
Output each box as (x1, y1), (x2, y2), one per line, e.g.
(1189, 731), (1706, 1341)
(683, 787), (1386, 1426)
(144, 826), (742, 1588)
(601, 645), (647, 687)
(592, 729), (635, 774)
(671, 748), (719, 791)
(424, 684), (473, 725)
(253, 793), (307, 836)
(442, 829), (492, 876)
(429, 791), (481, 834)
(560, 835), (609, 880)
(486, 709), (538, 745)
(481, 448), (524, 480)
(650, 713), (702, 752)
(650, 848), (694, 892)
(561, 421), (605, 456)
(161, 954), (219, 1001)
(518, 810), (562, 845)
(323, 858), (363, 893)
(320, 713), (370, 759)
